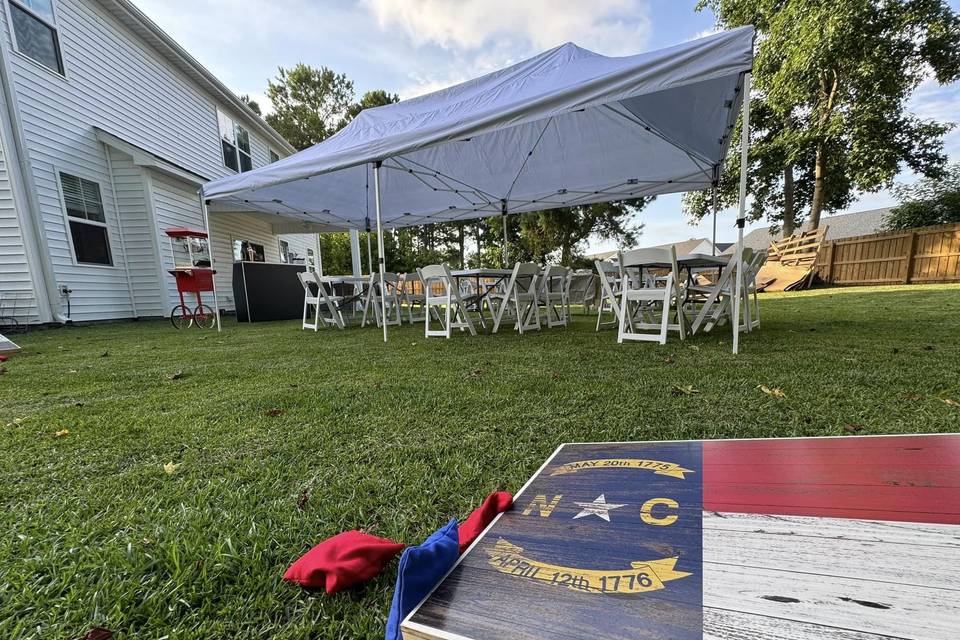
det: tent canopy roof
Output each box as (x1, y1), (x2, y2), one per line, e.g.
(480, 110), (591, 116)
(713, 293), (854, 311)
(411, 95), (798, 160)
(202, 26), (754, 231)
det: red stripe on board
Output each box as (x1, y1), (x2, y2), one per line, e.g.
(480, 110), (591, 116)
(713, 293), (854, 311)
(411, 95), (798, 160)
(702, 435), (960, 525)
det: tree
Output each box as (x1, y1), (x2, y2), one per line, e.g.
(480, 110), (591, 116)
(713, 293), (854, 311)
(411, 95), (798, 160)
(688, 0), (960, 230)
(339, 89), (400, 129)
(239, 94), (261, 116)
(265, 64), (354, 150)
(516, 201), (648, 267)
(884, 164), (960, 230)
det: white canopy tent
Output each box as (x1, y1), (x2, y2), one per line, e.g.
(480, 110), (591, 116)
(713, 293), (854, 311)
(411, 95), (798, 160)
(201, 26), (756, 350)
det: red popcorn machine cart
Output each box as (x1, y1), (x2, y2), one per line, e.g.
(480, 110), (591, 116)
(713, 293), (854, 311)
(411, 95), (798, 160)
(165, 227), (220, 330)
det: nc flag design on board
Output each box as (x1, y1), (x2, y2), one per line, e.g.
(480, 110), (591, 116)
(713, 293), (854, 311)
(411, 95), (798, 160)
(402, 435), (960, 640)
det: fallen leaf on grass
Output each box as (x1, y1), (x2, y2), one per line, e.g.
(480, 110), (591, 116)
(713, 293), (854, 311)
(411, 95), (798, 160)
(940, 397), (960, 408)
(78, 628), (112, 640)
(757, 385), (786, 398)
(167, 371), (184, 380)
(662, 356), (675, 364)
(901, 393), (922, 401)
(163, 461), (181, 475)
(297, 488), (310, 511)
(465, 368), (485, 379)
(922, 345), (934, 351)
(265, 408), (284, 417)
(843, 423), (864, 433)
(55, 429), (70, 438)
(671, 385), (700, 396)
(550, 371), (561, 381)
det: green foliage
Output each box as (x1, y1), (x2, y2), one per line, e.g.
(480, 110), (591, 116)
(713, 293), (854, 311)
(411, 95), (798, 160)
(884, 164), (960, 229)
(1, 285), (959, 638)
(265, 64), (355, 150)
(339, 89), (400, 130)
(689, 0), (960, 229)
(517, 201), (647, 266)
(239, 94), (262, 116)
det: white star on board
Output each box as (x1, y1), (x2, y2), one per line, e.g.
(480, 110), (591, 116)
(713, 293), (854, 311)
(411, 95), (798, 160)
(572, 494), (627, 522)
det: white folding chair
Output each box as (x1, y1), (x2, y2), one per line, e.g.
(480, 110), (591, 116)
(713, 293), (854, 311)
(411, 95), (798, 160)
(688, 249), (765, 335)
(398, 272), (427, 323)
(417, 264), (477, 338)
(595, 261), (623, 331)
(742, 250), (767, 331)
(298, 271), (322, 332)
(491, 262), (541, 334)
(567, 272), (597, 314)
(539, 266), (571, 328)
(617, 246), (687, 344)
(299, 272), (346, 330)
(361, 272), (403, 328)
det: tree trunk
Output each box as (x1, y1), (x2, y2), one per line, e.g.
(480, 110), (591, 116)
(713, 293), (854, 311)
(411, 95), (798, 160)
(457, 225), (465, 268)
(809, 143), (826, 229)
(783, 164), (796, 236)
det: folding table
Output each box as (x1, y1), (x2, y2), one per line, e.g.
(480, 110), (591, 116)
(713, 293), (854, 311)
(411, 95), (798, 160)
(450, 269), (514, 330)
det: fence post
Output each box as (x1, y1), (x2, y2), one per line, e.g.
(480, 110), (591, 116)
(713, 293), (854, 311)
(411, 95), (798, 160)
(902, 231), (918, 284)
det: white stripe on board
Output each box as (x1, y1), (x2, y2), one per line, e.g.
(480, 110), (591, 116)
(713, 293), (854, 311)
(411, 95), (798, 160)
(703, 512), (960, 639)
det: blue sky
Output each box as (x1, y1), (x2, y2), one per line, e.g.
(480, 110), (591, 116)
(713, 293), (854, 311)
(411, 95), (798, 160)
(137, 0), (960, 251)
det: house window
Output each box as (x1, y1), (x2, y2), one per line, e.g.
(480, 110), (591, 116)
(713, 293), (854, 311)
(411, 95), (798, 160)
(269, 150), (280, 163)
(306, 248), (316, 272)
(232, 239), (264, 262)
(279, 239), (289, 263)
(60, 172), (112, 266)
(8, 0), (64, 74)
(217, 109), (252, 173)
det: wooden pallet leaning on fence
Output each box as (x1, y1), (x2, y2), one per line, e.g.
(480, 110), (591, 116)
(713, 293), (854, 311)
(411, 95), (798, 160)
(756, 227), (827, 292)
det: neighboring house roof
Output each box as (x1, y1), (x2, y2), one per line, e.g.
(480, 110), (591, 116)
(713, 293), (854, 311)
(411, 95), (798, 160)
(723, 207), (890, 254)
(714, 242), (734, 253)
(584, 249), (619, 262)
(100, 0), (295, 156)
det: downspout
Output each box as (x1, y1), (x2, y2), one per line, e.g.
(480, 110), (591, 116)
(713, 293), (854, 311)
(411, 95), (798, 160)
(0, 30), (65, 322)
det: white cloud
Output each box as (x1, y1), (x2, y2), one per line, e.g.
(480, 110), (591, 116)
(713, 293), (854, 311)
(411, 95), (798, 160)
(362, 0), (651, 55)
(359, 0), (651, 98)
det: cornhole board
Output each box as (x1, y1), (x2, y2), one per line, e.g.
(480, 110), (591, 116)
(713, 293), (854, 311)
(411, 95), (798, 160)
(0, 332), (20, 355)
(402, 434), (960, 640)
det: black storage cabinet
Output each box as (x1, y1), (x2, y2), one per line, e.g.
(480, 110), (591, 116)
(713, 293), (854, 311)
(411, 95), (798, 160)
(233, 262), (306, 322)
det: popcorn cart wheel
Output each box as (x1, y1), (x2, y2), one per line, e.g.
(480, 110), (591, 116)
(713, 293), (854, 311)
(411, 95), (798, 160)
(165, 227), (219, 330)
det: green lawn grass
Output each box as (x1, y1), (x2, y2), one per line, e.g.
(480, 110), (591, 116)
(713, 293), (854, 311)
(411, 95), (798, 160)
(2, 284), (959, 639)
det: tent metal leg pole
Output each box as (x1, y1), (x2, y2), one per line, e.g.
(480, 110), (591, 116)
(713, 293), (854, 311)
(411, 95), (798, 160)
(366, 232), (374, 275)
(372, 161), (388, 343)
(199, 196), (222, 332)
(500, 200), (509, 267)
(733, 72), (751, 355)
(711, 184), (718, 256)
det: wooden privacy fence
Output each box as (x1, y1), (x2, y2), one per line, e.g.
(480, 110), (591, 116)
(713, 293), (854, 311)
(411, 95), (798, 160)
(815, 222), (960, 285)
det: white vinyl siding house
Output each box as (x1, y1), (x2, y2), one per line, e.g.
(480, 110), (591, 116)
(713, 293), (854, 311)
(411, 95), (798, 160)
(0, 0), (303, 324)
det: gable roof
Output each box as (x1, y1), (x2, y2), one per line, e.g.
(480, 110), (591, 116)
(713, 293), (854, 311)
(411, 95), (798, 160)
(100, 0), (295, 155)
(724, 207), (891, 254)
